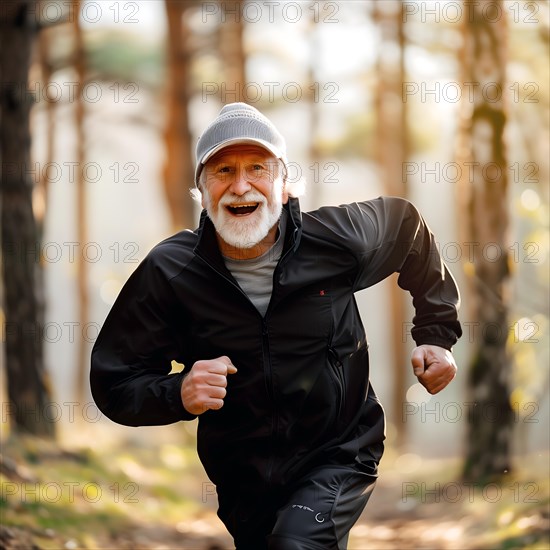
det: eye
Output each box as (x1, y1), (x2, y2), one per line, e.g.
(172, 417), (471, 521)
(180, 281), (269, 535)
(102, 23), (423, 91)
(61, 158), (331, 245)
(245, 164), (267, 180)
(247, 164), (268, 175)
(218, 165), (233, 174)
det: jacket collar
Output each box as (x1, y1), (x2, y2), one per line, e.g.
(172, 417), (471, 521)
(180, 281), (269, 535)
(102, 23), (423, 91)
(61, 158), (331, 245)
(194, 198), (302, 271)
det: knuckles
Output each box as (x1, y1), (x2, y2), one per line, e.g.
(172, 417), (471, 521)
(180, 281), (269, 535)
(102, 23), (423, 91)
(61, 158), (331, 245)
(182, 356), (234, 414)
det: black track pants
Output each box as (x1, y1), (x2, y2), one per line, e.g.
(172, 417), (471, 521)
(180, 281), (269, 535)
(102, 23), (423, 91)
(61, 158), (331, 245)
(217, 465), (377, 550)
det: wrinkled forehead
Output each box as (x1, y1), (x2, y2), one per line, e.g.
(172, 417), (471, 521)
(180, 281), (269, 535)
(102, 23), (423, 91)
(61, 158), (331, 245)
(205, 144), (278, 165)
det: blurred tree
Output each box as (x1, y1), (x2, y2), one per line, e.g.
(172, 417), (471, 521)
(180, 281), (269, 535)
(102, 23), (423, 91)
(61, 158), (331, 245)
(219, 0), (246, 89)
(73, 0), (89, 406)
(373, 0), (409, 448)
(163, 0), (246, 229)
(308, 2), (321, 200)
(35, 26), (55, 233)
(0, 0), (56, 437)
(458, 0), (513, 480)
(163, 0), (196, 230)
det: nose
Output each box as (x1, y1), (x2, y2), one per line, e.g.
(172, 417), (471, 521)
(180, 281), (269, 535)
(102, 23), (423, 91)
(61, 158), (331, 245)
(228, 166), (252, 196)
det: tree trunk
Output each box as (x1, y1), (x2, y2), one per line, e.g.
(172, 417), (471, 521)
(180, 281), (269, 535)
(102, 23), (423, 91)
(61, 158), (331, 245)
(72, 0), (89, 406)
(220, 0), (246, 91)
(458, 0), (513, 481)
(163, 1), (196, 230)
(35, 23), (55, 232)
(0, 0), (56, 437)
(373, 0), (409, 449)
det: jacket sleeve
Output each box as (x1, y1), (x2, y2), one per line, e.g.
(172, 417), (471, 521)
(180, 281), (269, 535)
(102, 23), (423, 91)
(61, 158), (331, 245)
(329, 196), (462, 350)
(90, 248), (197, 426)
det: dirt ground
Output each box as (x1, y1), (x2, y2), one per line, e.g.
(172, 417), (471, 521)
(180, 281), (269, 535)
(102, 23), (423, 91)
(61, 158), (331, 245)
(1, 435), (548, 550)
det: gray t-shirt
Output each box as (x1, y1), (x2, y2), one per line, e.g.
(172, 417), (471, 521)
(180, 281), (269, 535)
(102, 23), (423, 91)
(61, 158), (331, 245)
(224, 210), (287, 317)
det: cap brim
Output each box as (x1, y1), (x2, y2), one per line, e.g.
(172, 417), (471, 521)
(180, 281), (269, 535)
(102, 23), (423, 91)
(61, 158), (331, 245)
(201, 137), (283, 165)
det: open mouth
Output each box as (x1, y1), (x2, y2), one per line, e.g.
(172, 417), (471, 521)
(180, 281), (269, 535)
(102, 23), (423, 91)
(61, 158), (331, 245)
(225, 203), (260, 216)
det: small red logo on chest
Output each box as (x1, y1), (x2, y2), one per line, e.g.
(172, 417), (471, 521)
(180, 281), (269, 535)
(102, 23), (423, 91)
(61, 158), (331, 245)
(319, 290), (326, 296)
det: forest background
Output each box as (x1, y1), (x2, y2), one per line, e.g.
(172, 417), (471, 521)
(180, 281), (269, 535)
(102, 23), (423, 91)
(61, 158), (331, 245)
(0, 1), (549, 549)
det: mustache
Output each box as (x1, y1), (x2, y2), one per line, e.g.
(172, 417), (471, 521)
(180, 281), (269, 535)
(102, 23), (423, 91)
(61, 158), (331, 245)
(219, 191), (267, 207)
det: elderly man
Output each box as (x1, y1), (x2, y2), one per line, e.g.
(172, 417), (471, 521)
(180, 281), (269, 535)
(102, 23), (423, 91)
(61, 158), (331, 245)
(91, 102), (461, 549)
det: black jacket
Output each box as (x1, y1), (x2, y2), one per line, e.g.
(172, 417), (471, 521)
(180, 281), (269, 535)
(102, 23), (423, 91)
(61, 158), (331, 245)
(90, 196), (461, 493)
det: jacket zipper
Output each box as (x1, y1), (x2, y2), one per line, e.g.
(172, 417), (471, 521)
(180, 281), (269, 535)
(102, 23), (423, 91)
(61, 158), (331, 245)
(195, 250), (280, 485)
(263, 232), (298, 484)
(262, 319), (277, 484)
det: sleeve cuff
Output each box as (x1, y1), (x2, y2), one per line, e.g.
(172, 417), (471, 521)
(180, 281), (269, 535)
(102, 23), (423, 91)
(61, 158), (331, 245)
(412, 323), (461, 351)
(166, 372), (197, 421)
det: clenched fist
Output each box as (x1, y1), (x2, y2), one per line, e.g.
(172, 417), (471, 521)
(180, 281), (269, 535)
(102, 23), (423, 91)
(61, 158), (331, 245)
(411, 345), (457, 395)
(181, 356), (237, 415)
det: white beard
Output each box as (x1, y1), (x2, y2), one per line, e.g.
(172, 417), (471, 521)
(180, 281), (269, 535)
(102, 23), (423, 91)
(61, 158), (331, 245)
(204, 186), (284, 250)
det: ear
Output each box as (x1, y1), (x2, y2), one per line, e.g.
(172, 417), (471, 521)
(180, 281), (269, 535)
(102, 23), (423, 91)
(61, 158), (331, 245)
(195, 179), (207, 209)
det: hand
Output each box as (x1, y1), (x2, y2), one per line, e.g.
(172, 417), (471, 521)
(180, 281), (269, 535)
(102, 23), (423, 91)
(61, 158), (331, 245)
(181, 356), (237, 415)
(411, 345), (457, 395)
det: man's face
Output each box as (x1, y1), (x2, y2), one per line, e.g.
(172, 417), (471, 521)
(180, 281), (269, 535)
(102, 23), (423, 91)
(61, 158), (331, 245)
(200, 145), (288, 253)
